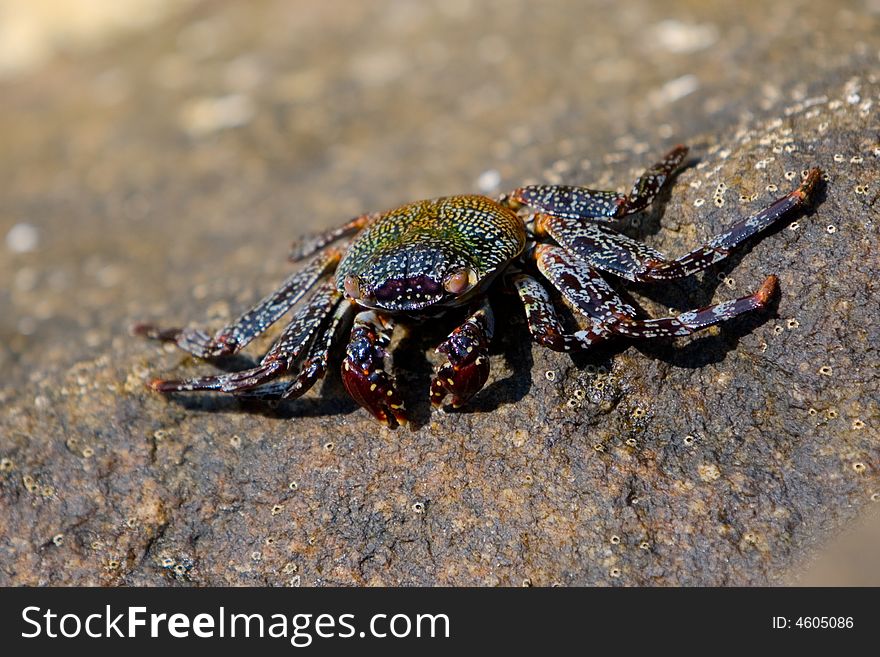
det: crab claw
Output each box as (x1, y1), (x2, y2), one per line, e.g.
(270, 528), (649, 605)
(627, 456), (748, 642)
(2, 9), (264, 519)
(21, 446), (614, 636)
(430, 316), (491, 410)
(341, 320), (407, 429)
(430, 354), (490, 410)
(342, 358), (407, 428)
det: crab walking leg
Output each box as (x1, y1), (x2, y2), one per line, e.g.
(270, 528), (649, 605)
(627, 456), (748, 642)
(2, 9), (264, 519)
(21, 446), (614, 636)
(507, 146), (688, 222)
(281, 298), (355, 399)
(538, 168), (822, 283)
(134, 249), (342, 358)
(536, 244), (779, 339)
(233, 298), (355, 401)
(149, 284), (340, 393)
(341, 310), (406, 428)
(224, 379), (292, 401)
(430, 299), (494, 409)
(534, 244), (639, 320)
(511, 273), (608, 352)
(288, 213), (375, 262)
(607, 276), (779, 337)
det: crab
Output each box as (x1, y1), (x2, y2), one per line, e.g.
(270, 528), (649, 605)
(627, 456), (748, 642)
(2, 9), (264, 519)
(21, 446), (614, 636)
(135, 145), (821, 428)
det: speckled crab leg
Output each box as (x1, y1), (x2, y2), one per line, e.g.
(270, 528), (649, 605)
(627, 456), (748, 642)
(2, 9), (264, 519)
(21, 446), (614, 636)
(511, 272), (608, 352)
(538, 168), (822, 283)
(134, 249), (342, 358)
(149, 283), (340, 393)
(288, 213), (375, 262)
(283, 299), (356, 399)
(341, 310), (406, 428)
(536, 244), (779, 339)
(507, 146), (688, 222)
(232, 298), (355, 400)
(430, 299), (494, 409)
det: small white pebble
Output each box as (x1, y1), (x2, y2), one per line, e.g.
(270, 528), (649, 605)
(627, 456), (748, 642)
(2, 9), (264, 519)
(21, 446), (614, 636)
(650, 20), (719, 54)
(476, 169), (501, 193)
(649, 74), (699, 108)
(179, 94), (255, 137)
(6, 223), (39, 253)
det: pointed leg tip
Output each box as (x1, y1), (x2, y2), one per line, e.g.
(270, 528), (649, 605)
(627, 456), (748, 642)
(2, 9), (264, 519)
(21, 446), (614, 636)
(794, 168), (823, 200)
(149, 377), (198, 393)
(657, 144), (689, 169)
(148, 378), (170, 392)
(132, 322), (165, 339)
(130, 322), (150, 336)
(756, 275), (779, 304)
(132, 323), (184, 343)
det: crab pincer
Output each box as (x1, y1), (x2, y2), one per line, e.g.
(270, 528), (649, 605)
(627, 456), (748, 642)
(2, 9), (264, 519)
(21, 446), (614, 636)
(430, 301), (494, 409)
(340, 311), (407, 428)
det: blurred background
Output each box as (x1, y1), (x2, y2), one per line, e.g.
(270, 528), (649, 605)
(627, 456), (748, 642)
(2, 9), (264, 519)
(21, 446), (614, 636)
(0, 0), (877, 585)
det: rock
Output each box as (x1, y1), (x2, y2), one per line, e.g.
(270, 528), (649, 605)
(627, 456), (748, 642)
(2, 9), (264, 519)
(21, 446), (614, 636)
(0, 0), (878, 586)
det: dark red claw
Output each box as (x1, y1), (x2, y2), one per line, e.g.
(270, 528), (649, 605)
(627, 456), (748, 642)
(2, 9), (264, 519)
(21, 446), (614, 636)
(430, 309), (492, 409)
(341, 359), (406, 428)
(340, 319), (406, 428)
(430, 357), (490, 409)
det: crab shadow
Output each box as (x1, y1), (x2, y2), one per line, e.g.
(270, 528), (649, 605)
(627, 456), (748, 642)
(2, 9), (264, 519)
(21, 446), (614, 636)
(167, 379), (361, 422)
(162, 350), (362, 421)
(157, 304), (535, 430)
(628, 290), (782, 369)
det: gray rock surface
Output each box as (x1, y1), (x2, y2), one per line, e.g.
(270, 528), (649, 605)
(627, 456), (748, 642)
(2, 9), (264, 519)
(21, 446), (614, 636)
(1, 0), (878, 585)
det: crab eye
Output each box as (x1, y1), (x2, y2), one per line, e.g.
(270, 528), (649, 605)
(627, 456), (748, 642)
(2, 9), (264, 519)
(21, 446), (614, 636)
(344, 275), (363, 300)
(443, 267), (477, 294)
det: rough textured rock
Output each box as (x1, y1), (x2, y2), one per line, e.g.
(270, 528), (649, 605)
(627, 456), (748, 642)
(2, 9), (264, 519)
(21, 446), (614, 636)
(1, 0), (878, 586)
